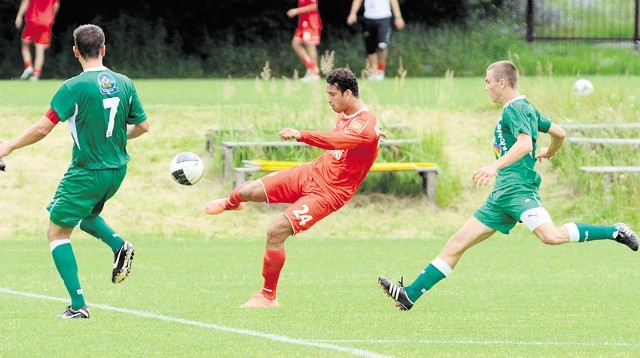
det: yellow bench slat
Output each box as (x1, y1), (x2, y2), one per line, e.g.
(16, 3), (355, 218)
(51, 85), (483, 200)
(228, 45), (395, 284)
(246, 160), (437, 172)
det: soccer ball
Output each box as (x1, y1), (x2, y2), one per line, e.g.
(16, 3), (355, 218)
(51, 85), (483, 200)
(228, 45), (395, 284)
(170, 152), (204, 185)
(573, 79), (594, 96)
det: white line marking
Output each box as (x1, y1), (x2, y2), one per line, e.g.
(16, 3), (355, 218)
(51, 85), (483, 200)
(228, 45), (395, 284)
(309, 339), (639, 347)
(0, 287), (388, 358)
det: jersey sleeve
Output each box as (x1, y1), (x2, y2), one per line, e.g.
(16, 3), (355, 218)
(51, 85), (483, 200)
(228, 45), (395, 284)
(503, 105), (533, 138)
(298, 117), (377, 150)
(49, 84), (76, 122)
(126, 83), (147, 125)
(536, 109), (552, 133)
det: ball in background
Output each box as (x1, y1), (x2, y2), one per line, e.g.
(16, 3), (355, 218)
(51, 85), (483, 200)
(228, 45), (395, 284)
(170, 152), (205, 185)
(573, 79), (594, 96)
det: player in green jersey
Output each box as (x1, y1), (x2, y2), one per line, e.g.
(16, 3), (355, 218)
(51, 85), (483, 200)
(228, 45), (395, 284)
(378, 60), (638, 311)
(0, 24), (149, 319)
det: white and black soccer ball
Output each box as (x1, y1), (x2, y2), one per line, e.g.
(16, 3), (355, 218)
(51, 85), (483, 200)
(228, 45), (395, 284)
(573, 79), (594, 96)
(170, 152), (204, 185)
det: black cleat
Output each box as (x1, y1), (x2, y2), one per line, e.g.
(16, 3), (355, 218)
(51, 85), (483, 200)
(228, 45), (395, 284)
(112, 241), (135, 283)
(58, 305), (90, 319)
(614, 223), (639, 251)
(378, 276), (414, 311)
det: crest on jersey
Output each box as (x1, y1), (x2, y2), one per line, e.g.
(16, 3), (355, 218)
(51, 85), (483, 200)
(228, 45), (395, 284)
(348, 118), (368, 134)
(97, 72), (118, 94)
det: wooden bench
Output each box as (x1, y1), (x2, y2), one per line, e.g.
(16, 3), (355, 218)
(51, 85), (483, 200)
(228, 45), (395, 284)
(579, 166), (640, 184)
(233, 159), (439, 202)
(567, 137), (640, 145)
(563, 122), (640, 130)
(220, 138), (420, 179)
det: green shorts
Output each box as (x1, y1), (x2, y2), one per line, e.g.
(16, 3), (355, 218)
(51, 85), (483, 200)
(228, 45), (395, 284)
(473, 190), (543, 234)
(46, 165), (127, 228)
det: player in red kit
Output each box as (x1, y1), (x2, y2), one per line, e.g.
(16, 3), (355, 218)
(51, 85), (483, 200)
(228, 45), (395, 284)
(287, 0), (322, 82)
(15, 0), (60, 81)
(204, 68), (383, 308)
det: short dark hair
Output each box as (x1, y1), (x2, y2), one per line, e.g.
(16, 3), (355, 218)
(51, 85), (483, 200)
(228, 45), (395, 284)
(73, 24), (105, 60)
(326, 68), (359, 98)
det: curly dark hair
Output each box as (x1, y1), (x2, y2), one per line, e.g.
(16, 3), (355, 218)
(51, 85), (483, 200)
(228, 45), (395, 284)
(326, 68), (359, 98)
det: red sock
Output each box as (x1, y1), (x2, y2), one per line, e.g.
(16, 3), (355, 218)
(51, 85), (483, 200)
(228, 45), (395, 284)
(24, 61), (32, 69)
(302, 56), (318, 75)
(261, 249), (286, 300)
(224, 183), (247, 209)
(32, 69), (41, 78)
(377, 63), (386, 72)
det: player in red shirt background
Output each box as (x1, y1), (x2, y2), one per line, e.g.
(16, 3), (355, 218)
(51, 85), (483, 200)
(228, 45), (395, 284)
(287, 0), (322, 82)
(15, 0), (60, 81)
(204, 68), (384, 308)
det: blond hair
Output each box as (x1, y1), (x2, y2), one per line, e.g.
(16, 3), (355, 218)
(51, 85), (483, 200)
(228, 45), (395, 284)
(487, 60), (519, 89)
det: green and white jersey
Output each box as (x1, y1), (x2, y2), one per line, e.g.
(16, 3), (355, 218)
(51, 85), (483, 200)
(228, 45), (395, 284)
(492, 96), (552, 196)
(50, 67), (147, 169)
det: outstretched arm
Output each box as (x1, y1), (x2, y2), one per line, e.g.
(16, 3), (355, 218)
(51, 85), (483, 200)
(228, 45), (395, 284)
(0, 115), (56, 159)
(536, 123), (566, 162)
(287, 2), (318, 18)
(279, 127), (375, 150)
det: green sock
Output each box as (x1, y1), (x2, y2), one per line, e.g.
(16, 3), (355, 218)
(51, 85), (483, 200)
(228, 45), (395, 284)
(50, 240), (86, 309)
(568, 222), (617, 242)
(80, 216), (124, 252)
(405, 257), (452, 302)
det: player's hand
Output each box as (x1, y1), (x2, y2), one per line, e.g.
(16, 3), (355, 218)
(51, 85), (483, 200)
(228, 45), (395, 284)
(472, 165), (497, 187)
(0, 140), (11, 159)
(535, 147), (553, 162)
(394, 17), (405, 30)
(286, 9), (298, 18)
(279, 128), (301, 141)
(347, 14), (357, 25)
(15, 17), (23, 29)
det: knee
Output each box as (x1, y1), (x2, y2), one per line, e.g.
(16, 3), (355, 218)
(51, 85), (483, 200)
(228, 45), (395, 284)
(238, 181), (261, 201)
(266, 220), (292, 248)
(441, 236), (470, 257)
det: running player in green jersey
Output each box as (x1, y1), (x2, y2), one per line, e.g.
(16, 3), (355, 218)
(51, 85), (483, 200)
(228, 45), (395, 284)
(378, 60), (638, 311)
(0, 24), (149, 319)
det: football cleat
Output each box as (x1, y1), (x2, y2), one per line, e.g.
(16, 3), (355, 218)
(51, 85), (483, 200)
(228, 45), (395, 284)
(58, 305), (90, 319)
(112, 241), (135, 283)
(378, 276), (414, 311)
(239, 292), (280, 308)
(299, 71), (320, 83)
(614, 223), (639, 251)
(203, 198), (245, 215)
(19, 66), (33, 80)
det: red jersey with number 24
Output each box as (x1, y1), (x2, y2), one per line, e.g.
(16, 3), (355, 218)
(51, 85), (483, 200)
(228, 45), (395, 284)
(298, 107), (381, 202)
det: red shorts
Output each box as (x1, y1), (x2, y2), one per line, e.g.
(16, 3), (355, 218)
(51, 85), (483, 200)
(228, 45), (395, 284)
(22, 21), (53, 47)
(293, 27), (321, 46)
(260, 164), (344, 235)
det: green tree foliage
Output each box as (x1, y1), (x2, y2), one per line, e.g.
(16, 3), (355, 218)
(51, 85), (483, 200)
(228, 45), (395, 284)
(0, 0), (507, 79)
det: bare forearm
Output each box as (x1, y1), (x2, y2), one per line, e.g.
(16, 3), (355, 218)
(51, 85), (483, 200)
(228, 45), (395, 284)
(390, 0), (403, 18)
(493, 138), (532, 171)
(9, 116), (54, 151)
(127, 121), (149, 139)
(349, 0), (363, 16)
